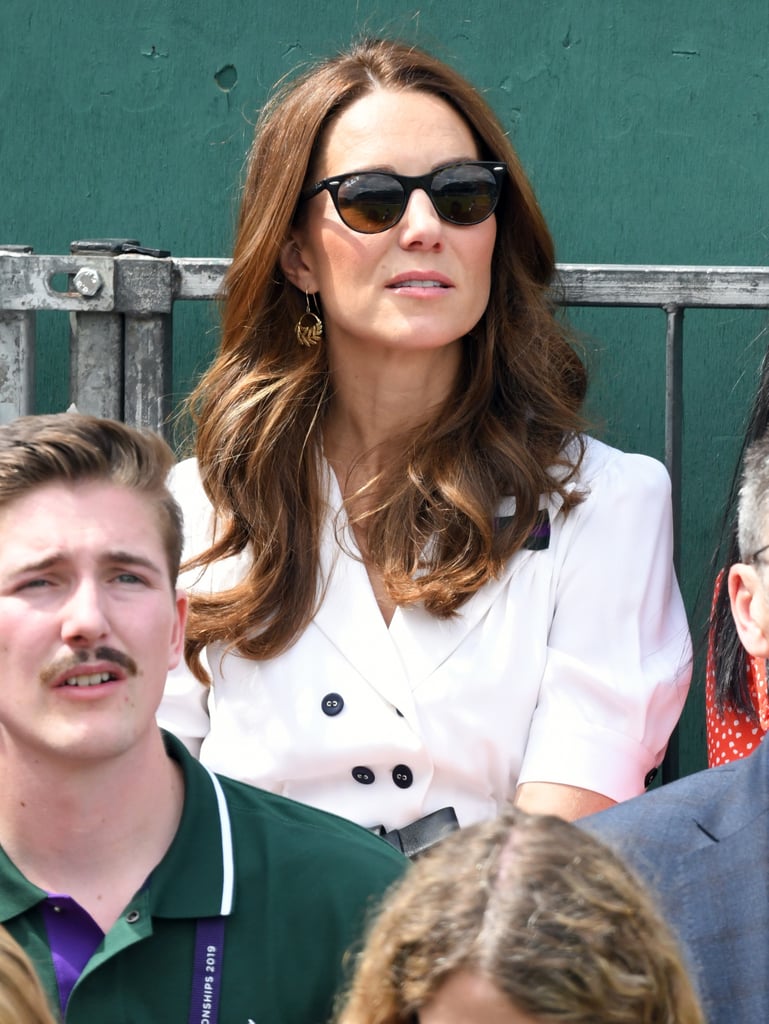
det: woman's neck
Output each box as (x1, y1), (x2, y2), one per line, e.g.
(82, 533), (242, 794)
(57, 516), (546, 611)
(324, 341), (461, 475)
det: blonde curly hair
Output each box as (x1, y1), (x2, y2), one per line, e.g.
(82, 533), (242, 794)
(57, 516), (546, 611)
(336, 808), (704, 1024)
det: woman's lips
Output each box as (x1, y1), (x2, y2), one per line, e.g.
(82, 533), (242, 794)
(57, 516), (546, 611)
(386, 272), (453, 290)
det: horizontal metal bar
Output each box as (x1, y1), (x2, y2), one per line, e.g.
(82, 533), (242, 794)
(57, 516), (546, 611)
(173, 258), (230, 300)
(3, 253), (769, 312)
(171, 261), (769, 307)
(172, 261), (769, 307)
(555, 264), (769, 308)
(0, 253), (116, 311)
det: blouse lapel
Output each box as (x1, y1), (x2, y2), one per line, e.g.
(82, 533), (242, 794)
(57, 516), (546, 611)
(313, 474), (562, 701)
(311, 469), (418, 718)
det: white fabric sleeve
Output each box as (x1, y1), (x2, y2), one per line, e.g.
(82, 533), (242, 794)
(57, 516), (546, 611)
(157, 657), (210, 757)
(517, 449), (692, 801)
(156, 458), (216, 757)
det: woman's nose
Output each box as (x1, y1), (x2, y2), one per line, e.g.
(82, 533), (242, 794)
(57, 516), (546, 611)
(397, 188), (444, 248)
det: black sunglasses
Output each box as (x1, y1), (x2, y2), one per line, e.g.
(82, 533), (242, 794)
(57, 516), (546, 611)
(301, 161), (507, 234)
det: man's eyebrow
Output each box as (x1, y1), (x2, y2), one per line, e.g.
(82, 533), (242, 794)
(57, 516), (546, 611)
(102, 550), (164, 571)
(5, 554), (61, 577)
(8, 551), (164, 577)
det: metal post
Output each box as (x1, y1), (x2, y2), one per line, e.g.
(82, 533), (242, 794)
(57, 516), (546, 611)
(662, 303), (684, 785)
(0, 247), (35, 421)
(69, 241), (128, 418)
(116, 253), (174, 438)
(664, 304), (684, 563)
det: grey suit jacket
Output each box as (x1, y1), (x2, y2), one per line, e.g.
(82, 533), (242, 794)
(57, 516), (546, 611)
(584, 739), (769, 1023)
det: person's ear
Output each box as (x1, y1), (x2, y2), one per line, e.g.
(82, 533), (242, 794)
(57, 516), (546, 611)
(279, 231), (319, 293)
(728, 562), (769, 658)
(167, 588), (189, 671)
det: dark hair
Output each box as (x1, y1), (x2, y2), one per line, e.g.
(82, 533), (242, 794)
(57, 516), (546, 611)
(0, 413), (183, 583)
(710, 346), (769, 717)
(737, 434), (769, 562)
(336, 808), (704, 1024)
(184, 37), (587, 679)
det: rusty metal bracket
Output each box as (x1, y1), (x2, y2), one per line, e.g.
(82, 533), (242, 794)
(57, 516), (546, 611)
(0, 252), (117, 312)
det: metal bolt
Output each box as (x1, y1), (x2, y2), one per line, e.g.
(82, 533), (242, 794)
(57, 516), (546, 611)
(72, 267), (103, 297)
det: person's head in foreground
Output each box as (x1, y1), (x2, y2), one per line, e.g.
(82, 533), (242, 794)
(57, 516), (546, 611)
(336, 807), (704, 1024)
(0, 925), (56, 1024)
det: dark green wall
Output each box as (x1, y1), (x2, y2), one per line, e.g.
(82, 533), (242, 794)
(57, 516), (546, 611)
(3, 0), (769, 774)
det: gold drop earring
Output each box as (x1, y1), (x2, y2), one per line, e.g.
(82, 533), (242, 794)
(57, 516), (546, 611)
(295, 291), (323, 347)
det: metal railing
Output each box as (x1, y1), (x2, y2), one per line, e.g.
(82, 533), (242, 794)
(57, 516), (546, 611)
(3, 240), (769, 527)
(3, 240), (769, 781)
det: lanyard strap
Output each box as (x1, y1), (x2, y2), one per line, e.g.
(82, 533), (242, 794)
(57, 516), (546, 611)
(188, 916), (226, 1024)
(188, 765), (235, 1023)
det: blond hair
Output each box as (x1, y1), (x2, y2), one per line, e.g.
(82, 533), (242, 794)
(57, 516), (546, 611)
(0, 927), (56, 1024)
(337, 808), (704, 1024)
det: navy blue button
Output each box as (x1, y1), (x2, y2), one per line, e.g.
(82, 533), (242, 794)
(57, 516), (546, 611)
(352, 766), (375, 785)
(321, 692), (344, 716)
(392, 764), (413, 789)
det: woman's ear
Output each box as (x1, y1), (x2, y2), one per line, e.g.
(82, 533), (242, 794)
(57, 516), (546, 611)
(728, 562), (769, 659)
(279, 232), (318, 293)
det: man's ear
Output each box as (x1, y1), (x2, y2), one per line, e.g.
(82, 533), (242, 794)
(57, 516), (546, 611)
(168, 588), (189, 671)
(728, 562), (769, 659)
(279, 231), (318, 293)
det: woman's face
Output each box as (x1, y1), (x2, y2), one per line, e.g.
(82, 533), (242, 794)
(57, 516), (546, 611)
(418, 971), (540, 1024)
(283, 88), (497, 363)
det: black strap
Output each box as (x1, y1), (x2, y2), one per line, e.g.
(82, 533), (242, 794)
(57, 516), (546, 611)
(376, 806), (459, 858)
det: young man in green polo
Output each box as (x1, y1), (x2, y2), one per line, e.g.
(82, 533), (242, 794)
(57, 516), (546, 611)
(0, 413), (405, 1024)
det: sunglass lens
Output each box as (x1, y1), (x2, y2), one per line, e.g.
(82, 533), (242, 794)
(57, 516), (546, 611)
(337, 174), (405, 233)
(431, 165), (498, 224)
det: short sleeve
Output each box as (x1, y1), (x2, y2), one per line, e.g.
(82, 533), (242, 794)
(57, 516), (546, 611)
(158, 660), (210, 757)
(517, 446), (692, 801)
(156, 458), (216, 755)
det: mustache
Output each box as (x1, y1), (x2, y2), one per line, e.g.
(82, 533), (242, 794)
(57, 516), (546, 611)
(40, 646), (138, 685)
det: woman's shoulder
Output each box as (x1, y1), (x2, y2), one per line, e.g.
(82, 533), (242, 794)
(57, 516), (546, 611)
(572, 435), (672, 497)
(169, 454), (206, 495)
(168, 457), (217, 553)
(168, 457), (253, 589)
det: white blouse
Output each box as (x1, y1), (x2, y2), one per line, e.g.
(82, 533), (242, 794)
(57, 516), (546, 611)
(158, 436), (692, 831)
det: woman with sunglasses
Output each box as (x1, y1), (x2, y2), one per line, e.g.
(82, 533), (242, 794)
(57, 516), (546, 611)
(159, 37), (691, 844)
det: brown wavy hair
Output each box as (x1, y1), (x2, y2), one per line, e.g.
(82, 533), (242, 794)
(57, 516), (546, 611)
(335, 808), (704, 1024)
(184, 37), (588, 678)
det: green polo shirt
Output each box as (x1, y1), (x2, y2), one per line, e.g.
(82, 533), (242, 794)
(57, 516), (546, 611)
(0, 732), (407, 1023)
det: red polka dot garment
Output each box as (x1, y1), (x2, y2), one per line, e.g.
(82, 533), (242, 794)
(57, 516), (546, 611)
(706, 643), (768, 766)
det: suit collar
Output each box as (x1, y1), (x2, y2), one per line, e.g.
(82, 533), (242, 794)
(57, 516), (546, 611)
(690, 738), (769, 842)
